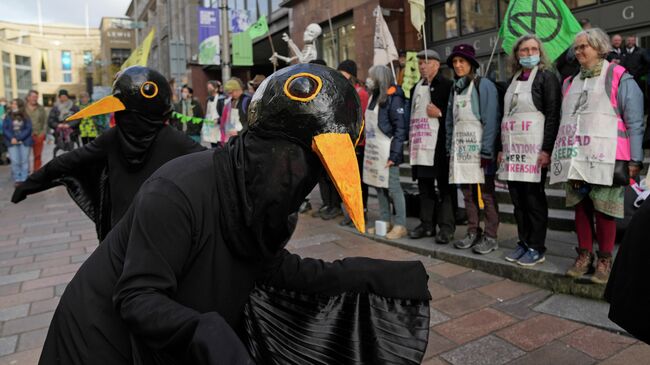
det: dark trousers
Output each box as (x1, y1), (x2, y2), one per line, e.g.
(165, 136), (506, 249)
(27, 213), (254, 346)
(418, 176), (456, 235)
(460, 175), (499, 238)
(318, 174), (341, 208)
(507, 170), (548, 253)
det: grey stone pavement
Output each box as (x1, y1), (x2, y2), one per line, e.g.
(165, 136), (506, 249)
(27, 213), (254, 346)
(0, 144), (649, 364)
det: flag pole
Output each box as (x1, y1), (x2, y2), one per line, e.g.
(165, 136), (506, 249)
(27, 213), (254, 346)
(256, 0), (277, 72)
(421, 24), (428, 62)
(484, 32), (500, 77)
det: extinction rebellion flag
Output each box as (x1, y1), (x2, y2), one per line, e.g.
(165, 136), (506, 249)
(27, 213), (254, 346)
(499, 0), (582, 62)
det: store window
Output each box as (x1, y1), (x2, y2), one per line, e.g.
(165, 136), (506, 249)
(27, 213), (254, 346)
(110, 48), (131, 66)
(40, 50), (48, 82)
(431, 0), (459, 41)
(83, 51), (93, 67)
(322, 23), (356, 69)
(2, 52), (12, 100)
(565, 0), (597, 9)
(461, 0), (497, 35)
(15, 55), (32, 99)
(61, 50), (72, 83)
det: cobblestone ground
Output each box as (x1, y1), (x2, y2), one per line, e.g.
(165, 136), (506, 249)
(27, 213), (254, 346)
(0, 150), (649, 364)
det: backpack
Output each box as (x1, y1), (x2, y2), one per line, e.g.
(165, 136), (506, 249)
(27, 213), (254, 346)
(474, 76), (507, 119)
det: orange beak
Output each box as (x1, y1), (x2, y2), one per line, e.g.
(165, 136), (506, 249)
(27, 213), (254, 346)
(65, 95), (126, 121)
(312, 133), (365, 233)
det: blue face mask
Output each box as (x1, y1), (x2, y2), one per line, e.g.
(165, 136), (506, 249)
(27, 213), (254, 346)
(519, 55), (540, 68)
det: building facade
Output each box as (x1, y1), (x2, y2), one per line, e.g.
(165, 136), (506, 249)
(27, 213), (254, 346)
(424, 0), (650, 81)
(0, 21), (100, 106)
(98, 17), (136, 87)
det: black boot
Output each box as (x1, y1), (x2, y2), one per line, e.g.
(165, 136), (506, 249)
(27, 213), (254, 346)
(409, 223), (435, 239)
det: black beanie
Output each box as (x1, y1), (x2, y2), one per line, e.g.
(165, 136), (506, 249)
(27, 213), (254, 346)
(337, 60), (357, 78)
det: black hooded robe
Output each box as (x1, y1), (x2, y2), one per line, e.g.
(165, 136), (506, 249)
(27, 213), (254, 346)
(605, 197), (650, 344)
(13, 125), (205, 240)
(39, 135), (431, 365)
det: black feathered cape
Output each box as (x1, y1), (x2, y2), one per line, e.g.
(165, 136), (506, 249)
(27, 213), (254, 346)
(38, 134), (431, 365)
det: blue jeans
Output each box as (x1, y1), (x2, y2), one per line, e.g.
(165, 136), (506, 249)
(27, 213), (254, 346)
(8, 143), (30, 182)
(377, 166), (406, 226)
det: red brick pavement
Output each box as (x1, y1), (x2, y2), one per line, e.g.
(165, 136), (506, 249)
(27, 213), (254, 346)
(1, 164), (648, 364)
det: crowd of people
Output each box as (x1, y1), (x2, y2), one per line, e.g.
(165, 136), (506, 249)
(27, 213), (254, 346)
(4, 25), (649, 289)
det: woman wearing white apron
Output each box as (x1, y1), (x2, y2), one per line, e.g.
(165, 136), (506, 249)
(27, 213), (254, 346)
(444, 44), (501, 254)
(202, 80), (223, 148)
(363, 65), (409, 240)
(497, 35), (561, 267)
(554, 29), (644, 284)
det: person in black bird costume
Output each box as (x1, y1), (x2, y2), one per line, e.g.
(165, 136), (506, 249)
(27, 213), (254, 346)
(11, 67), (205, 240)
(605, 196), (650, 345)
(37, 64), (431, 365)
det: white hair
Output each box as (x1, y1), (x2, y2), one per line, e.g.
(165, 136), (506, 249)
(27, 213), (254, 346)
(575, 28), (612, 58)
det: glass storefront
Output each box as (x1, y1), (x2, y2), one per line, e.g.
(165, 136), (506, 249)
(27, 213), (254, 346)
(15, 55), (32, 99)
(460, 0), (497, 35)
(2, 52), (12, 100)
(322, 23), (356, 68)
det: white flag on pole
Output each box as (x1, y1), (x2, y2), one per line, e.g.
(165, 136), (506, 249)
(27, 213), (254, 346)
(373, 6), (398, 66)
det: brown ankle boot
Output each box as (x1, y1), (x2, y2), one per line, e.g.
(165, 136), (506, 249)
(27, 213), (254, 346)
(566, 248), (594, 278)
(591, 252), (613, 284)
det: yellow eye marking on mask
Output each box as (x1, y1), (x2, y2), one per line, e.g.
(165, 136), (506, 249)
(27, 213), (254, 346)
(283, 73), (323, 102)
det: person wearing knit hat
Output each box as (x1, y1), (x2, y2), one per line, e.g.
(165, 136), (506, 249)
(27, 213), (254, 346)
(444, 43), (501, 255)
(337, 60), (358, 80)
(220, 77), (251, 142)
(408, 48), (455, 244)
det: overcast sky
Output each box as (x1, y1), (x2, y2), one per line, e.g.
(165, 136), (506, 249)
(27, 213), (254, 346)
(0, 0), (132, 28)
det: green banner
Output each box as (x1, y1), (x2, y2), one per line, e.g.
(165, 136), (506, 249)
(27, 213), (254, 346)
(232, 32), (253, 66)
(247, 15), (269, 39)
(402, 51), (420, 99)
(498, 0), (582, 62)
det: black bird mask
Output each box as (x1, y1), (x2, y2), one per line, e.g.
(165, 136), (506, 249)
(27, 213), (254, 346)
(67, 66), (173, 122)
(248, 63), (365, 232)
(66, 66), (174, 168)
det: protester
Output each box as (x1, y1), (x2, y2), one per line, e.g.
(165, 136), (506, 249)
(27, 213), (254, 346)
(24, 90), (47, 170)
(13, 67), (205, 240)
(407, 49), (455, 244)
(621, 35), (650, 110)
(77, 92), (101, 145)
(364, 65), (408, 240)
(551, 28), (644, 284)
(221, 78), (251, 140)
(2, 98), (33, 186)
(445, 44), (501, 254)
(202, 80), (223, 148)
(174, 85), (204, 142)
(36, 64), (430, 365)
(497, 35), (561, 266)
(606, 34), (624, 64)
(556, 18), (592, 80)
(48, 89), (80, 155)
(396, 49), (407, 86)
(338, 59), (369, 226)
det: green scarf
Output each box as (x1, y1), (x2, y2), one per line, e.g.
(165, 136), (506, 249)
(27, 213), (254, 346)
(580, 59), (604, 79)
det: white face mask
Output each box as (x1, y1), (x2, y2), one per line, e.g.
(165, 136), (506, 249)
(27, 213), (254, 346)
(365, 78), (376, 91)
(11, 108), (19, 113)
(182, 92), (189, 99)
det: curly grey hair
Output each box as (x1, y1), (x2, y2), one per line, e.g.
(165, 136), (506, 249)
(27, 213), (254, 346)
(368, 65), (394, 106)
(575, 28), (612, 58)
(509, 34), (551, 74)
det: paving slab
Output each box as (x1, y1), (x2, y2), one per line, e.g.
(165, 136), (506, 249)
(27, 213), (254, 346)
(533, 294), (624, 333)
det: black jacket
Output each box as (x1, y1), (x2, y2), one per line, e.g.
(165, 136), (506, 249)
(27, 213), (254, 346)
(368, 87), (408, 165)
(498, 69), (562, 155)
(409, 74), (453, 179)
(621, 47), (650, 79)
(606, 48), (626, 63)
(172, 98), (204, 136)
